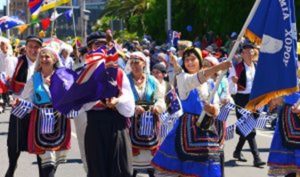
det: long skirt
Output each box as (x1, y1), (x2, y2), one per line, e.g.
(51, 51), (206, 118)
(85, 109), (133, 177)
(151, 119), (221, 177)
(268, 113), (300, 176)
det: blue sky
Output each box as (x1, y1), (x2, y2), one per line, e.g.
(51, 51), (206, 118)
(0, 1), (5, 10)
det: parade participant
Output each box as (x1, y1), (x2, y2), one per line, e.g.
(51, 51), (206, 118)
(82, 60), (134, 177)
(0, 39), (18, 111)
(72, 32), (109, 174)
(230, 43), (266, 167)
(5, 36), (43, 177)
(127, 51), (166, 177)
(20, 47), (71, 177)
(59, 44), (74, 69)
(151, 47), (230, 177)
(268, 93), (300, 177)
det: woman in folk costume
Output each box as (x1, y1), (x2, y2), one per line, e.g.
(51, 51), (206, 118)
(0, 39), (18, 111)
(127, 51), (166, 177)
(267, 92), (300, 177)
(20, 47), (71, 177)
(151, 47), (231, 177)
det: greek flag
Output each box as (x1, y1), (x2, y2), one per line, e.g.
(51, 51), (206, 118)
(217, 103), (235, 121)
(66, 110), (79, 119)
(238, 108), (251, 117)
(256, 113), (269, 129)
(159, 112), (169, 123)
(11, 99), (34, 119)
(225, 124), (235, 141)
(236, 115), (257, 137)
(160, 122), (171, 139)
(139, 111), (154, 136)
(40, 108), (55, 134)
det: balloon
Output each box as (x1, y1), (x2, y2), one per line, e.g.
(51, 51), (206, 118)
(186, 25), (192, 32)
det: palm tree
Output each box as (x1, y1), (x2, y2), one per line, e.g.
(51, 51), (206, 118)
(101, 0), (151, 31)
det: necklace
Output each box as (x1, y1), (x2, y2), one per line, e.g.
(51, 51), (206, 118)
(133, 75), (145, 90)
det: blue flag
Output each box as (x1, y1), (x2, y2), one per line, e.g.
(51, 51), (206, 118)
(64, 9), (73, 22)
(0, 16), (24, 31)
(246, 0), (298, 111)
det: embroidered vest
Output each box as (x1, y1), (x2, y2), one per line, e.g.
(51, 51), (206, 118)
(10, 55), (28, 94)
(32, 72), (51, 105)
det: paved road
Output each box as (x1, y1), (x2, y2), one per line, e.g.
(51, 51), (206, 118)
(0, 108), (273, 177)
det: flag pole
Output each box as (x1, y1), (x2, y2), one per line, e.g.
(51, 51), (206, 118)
(196, 0), (262, 126)
(70, 0), (80, 62)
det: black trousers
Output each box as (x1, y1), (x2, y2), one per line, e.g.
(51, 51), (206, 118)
(85, 109), (133, 177)
(5, 114), (30, 177)
(233, 93), (260, 159)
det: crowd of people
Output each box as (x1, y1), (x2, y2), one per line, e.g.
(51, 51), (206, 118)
(0, 30), (299, 177)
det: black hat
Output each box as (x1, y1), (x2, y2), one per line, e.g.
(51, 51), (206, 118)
(86, 31), (106, 46)
(26, 35), (43, 46)
(242, 42), (256, 50)
(152, 63), (167, 73)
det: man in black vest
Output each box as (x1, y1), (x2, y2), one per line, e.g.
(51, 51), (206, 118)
(231, 43), (266, 167)
(5, 36), (43, 177)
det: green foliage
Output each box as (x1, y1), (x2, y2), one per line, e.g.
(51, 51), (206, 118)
(99, 0), (300, 42)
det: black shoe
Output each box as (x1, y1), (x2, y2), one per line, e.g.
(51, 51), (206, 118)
(254, 157), (266, 167)
(233, 151), (247, 162)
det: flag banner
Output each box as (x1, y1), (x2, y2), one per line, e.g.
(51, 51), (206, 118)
(18, 24), (30, 34)
(225, 124), (235, 141)
(245, 0), (298, 111)
(159, 112), (169, 123)
(0, 16), (24, 31)
(66, 110), (79, 119)
(165, 88), (183, 118)
(0, 72), (8, 85)
(236, 115), (257, 137)
(50, 60), (120, 114)
(41, 0), (71, 12)
(139, 112), (154, 136)
(160, 122), (172, 139)
(85, 46), (107, 64)
(40, 108), (55, 134)
(256, 113), (269, 129)
(64, 9), (73, 22)
(50, 10), (62, 21)
(11, 99), (34, 119)
(28, 0), (44, 20)
(41, 18), (51, 30)
(167, 30), (181, 47)
(217, 102), (235, 121)
(238, 108), (252, 117)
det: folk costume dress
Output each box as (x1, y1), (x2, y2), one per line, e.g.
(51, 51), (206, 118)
(152, 72), (224, 177)
(127, 73), (166, 173)
(268, 93), (300, 176)
(20, 71), (71, 174)
(6, 55), (36, 176)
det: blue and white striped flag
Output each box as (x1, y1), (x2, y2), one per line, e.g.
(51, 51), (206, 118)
(159, 112), (169, 123)
(256, 113), (269, 129)
(236, 115), (257, 137)
(66, 110), (79, 119)
(217, 103), (235, 121)
(11, 99), (34, 119)
(225, 124), (235, 141)
(160, 122), (171, 139)
(139, 111), (154, 136)
(40, 108), (55, 134)
(238, 108), (251, 117)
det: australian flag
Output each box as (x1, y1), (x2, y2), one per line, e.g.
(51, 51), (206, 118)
(167, 30), (181, 47)
(139, 112), (154, 136)
(40, 108), (55, 134)
(11, 99), (34, 119)
(236, 115), (257, 137)
(165, 89), (183, 118)
(85, 46), (107, 64)
(0, 16), (24, 31)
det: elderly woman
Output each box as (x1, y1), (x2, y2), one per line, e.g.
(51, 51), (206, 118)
(20, 47), (71, 177)
(127, 51), (166, 177)
(151, 47), (230, 177)
(59, 44), (74, 69)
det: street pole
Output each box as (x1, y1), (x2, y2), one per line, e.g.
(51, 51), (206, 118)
(167, 0), (171, 31)
(6, 0), (10, 38)
(80, 0), (87, 43)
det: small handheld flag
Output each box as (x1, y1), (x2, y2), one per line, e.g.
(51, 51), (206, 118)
(11, 99), (34, 119)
